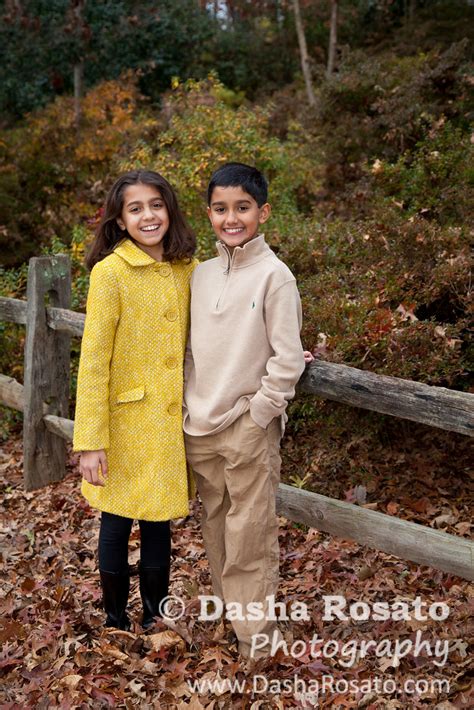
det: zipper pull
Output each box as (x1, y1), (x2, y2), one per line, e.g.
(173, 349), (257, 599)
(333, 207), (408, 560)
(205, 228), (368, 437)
(221, 243), (232, 275)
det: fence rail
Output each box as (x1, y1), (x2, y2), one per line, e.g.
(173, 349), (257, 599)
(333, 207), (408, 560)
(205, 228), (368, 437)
(1, 256), (473, 580)
(0, 297), (85, 336)
(299, 361), (473, 437)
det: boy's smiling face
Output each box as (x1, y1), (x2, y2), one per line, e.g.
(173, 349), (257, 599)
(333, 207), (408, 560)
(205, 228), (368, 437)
(207, 185), (271, 252)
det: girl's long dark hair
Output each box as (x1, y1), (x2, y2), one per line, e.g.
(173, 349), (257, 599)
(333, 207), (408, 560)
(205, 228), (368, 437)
(86, 170), (196, 270)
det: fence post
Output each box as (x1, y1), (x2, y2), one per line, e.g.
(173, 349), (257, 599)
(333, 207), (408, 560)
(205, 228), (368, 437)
(23, 256), (71, 490)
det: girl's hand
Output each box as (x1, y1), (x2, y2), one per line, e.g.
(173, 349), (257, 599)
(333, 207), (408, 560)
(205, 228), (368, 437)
(80, 450), (108, 486)
(303, 350), (314, 363)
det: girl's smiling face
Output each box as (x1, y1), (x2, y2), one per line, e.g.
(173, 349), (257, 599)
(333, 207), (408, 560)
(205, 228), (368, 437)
(117, 183), (170, 261)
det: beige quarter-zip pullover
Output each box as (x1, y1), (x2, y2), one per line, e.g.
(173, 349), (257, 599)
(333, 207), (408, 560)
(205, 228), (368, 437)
(183, 234), (305, 435)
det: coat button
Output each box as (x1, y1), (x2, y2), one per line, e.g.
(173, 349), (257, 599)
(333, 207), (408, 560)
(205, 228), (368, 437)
(159, 264), (171, 277)
(166, 356), (178, 369)
(165, 309), (178, 321)
(167, 402), (179, 415)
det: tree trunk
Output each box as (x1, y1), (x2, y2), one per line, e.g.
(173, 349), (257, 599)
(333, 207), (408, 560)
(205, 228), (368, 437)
(404, 0), (416, 23)
(292, 0), (316, 107)
(327, 0), (338, 78)
(71, 0), (86, 133)
(73, 61), (83, 132)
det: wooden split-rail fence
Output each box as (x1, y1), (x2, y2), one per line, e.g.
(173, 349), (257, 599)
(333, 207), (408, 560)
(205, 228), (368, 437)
(1, 255), (473, 580)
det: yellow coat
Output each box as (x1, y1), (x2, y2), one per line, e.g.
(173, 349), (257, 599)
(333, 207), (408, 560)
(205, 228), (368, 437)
(73, 238), (197, 521)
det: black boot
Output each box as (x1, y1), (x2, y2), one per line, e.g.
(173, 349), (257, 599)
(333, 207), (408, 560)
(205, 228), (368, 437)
(100, 569), (130, 630)
(139, 566), (170, 630)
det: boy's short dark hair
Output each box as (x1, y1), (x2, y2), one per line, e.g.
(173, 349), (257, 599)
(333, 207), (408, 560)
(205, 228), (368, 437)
(207, 162), (268, 207)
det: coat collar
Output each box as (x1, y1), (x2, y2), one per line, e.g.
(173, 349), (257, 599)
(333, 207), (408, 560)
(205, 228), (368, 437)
(114, 238), (160, 266)
(216, 234), (272, 271)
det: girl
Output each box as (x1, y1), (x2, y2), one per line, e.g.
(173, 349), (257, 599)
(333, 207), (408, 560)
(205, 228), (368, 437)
(73, 170), (197, 630)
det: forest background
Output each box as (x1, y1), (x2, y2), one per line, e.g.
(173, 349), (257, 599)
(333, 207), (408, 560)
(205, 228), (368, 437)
(0, 0), (473, 511)
(1, 1), (474, 707)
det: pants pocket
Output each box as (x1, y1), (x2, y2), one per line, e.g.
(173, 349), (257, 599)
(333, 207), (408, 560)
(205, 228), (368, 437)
(225, 411), (269, 467)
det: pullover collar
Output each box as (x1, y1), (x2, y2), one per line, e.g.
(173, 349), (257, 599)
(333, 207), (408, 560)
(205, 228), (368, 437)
(216, 234), (272, 272)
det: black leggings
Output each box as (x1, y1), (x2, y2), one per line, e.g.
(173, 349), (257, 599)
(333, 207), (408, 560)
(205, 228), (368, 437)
(98, 511), (171, 574)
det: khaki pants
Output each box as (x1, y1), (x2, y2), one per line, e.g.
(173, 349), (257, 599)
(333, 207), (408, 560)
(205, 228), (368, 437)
(185, 411), (282, 658)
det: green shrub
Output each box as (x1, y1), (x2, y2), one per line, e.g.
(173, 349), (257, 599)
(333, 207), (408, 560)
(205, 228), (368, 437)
(374, 123), (474, 221)
(299, 39), (473, 196)
(121, 75), (317, 257)
(0, 75), (145, 266)
(0, 225), (89, 408)
(279, 210), (471, 388)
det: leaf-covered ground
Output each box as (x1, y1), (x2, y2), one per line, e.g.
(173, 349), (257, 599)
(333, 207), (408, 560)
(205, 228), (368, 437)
(1, 433), (472, 709)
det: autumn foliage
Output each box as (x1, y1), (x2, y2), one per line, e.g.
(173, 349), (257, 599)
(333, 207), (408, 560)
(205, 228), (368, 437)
(1, 4), (473, 708)
(0, 434), (472, 707)
(1, 38), (473, 454)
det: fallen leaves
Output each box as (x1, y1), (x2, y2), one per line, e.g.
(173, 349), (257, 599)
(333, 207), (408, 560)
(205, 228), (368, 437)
(60, 674), (82, 690)
(0, 433), (472, 707)
(357, 565), (376, 581)
(146, 630), (186, 654)
(344, 485), (367, 505)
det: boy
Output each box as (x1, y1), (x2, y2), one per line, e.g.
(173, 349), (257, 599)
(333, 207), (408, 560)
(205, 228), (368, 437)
(183, 162), (307, 658)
